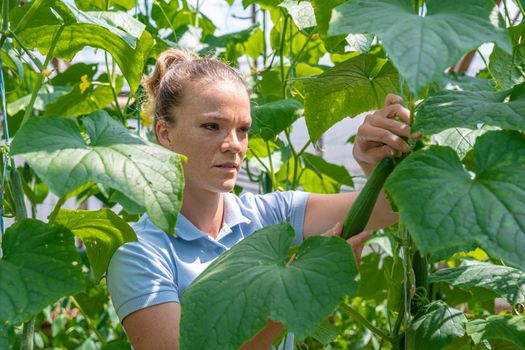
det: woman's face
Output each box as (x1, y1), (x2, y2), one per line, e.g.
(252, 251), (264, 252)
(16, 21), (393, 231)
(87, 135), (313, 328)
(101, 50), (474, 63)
(163, 80), (251, 194)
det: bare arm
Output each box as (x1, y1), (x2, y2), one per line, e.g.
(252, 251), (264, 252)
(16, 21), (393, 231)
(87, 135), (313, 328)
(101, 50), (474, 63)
(122, 302), (284, 350)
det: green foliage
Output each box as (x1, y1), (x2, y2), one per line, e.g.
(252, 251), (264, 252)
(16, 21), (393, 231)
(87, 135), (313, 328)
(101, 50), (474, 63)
(385, 131), (525, 271)
(180, 223), (359, 349)
(329, 0), (511, 95)
(12, 0), (153, 91)
(300, 51), (399, 142)
(415, 80), (525, 135)
(10, 111), (185, 235)
(466, 316), (525, 348)
(55, 208), (138, 281)
(251, 98), (303, 141)
(407, 301), (467, 350)
(429, 261), (525, 305)
(0, 219), (85, 326)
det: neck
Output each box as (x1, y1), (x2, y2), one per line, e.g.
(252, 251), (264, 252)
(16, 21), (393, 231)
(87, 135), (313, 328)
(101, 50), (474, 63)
(180, 186), (224, 239)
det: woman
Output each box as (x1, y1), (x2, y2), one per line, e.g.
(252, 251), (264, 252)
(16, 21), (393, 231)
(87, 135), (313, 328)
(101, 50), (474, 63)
(106, 49), (416, 349)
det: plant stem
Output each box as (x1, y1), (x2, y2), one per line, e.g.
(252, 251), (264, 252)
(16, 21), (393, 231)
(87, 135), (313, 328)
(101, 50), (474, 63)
(21, 318), (35, 350)
(48, 195), (66, 225)
(12, 0), (43, 34)
(516, 0), (525, 17)
(105, 51), (125, 123)
(1, 0), (9, 33)
(278, 12), (288, 98)
(8, 159), (34, 349)
(391, 295), (405, 336)
(339, 303), (393, 343)
(265, 141), (276, 190)
(70, 296), (107, 346)
(21, 25), (64, 127)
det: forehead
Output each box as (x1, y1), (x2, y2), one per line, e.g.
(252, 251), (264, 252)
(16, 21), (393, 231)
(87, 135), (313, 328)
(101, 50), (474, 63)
(181, 80), (251, 120)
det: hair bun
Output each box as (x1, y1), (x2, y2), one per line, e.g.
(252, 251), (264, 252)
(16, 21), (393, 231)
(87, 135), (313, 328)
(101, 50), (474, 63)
(143, 49), (195, 98)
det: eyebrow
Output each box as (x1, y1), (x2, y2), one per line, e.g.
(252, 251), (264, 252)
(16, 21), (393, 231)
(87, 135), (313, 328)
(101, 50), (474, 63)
(199, 113), (251, 124)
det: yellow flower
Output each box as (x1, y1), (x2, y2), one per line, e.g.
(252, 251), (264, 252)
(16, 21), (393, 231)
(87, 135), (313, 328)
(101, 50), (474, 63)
(79, 74), (90, 93)
(140, 113), (154, 128)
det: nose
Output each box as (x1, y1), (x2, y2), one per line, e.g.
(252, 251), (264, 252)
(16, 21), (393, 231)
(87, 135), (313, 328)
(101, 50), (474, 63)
(221, 129), (243, 153)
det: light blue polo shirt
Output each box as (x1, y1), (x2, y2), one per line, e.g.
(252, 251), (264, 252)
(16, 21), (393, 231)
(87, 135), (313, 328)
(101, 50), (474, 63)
(106, 190), (310, 348)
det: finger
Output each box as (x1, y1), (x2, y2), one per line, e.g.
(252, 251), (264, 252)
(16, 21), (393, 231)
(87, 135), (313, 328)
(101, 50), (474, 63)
(384, 93), (404, 107)
(358, 124), (411, 153)
(367, 114), (411, 138)
(375, 104), (411, 124)
(355, 144), (397, 164)
(347, 230), (373, 246)
(322, 222), (342, 237)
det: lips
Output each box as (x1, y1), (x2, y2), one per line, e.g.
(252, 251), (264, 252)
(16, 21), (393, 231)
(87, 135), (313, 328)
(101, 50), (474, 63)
(214, 162), (239, 170)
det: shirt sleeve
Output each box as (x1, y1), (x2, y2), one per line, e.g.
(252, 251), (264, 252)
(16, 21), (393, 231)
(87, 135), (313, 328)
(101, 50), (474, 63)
(106, 240), (180, 322)
(251, 190), (310, 245)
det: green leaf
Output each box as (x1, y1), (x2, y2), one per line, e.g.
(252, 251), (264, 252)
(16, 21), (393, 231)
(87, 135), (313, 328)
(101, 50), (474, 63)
(407, 301), (467, 350)
(310, 0), (347, 51)
(300, 53), (399, 142)
(433, 127), (495, 159)
(180, 223), (359, 349)
(55, 208), (138, 281)
(14, 1), (153, 91)
(429, 261), (525, 305)
(279, 0), (317, 30)
(329, 0), (511, 95)
(44, 80), (115, 117)
(151, 0), (179, 29)
(10, 111), (184, 235)
(0, 219), (85, 325)
(385, 130), (525, 271)
(302, 153), (353, 187)
(74, 279), (109, 321)
(75, 0), (134, 11)
(415, 82), (525, 135)
(299, 168), (340, 194)
(466, 316), (525, 348)
(7, 85), (71, 115)
(50, 63), (98, 86)
(310, 319), (339, 346)
(489, 45), (525, 90)
(251, 99), (303, 141)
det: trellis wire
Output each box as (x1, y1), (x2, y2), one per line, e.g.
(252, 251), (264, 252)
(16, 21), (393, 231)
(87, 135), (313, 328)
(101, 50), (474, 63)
(0, 56), (12, 258)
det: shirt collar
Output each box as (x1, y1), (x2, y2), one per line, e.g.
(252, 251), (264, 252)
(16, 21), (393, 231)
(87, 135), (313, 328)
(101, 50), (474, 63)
(170, 193), (251, 241)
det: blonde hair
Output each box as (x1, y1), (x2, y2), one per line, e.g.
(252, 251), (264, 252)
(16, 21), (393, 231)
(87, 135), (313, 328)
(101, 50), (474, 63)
(142, 48), (247, 137)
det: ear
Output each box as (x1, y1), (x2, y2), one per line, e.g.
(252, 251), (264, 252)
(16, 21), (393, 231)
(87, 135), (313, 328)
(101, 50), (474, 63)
(155, 120), (174, 150)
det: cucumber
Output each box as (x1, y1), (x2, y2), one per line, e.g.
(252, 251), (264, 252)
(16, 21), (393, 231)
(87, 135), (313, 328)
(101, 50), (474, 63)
(341, 157), (395, 240)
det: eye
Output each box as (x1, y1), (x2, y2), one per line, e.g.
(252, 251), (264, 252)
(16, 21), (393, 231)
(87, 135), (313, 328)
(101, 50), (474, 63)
(239, 126), (251, 133)
(201, 123), (219, 131)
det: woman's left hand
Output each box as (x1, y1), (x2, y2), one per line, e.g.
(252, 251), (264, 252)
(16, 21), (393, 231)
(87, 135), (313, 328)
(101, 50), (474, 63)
(353, 94), (420, 176)
(322, 222), (372, 266)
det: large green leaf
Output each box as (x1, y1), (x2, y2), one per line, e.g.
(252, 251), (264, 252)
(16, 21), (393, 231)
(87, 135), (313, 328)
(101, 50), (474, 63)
(302, 153), (353, 187)
(300, 52), (399, 142)
(407, 301), (467, 350)
(75, 0), (134, 11)
(0, 219), (85, 325)
(466, 316), (525, 348)
(433, 127), (495, 159)
(385, 130), (525, 270)
(180, 223), (358, 349)
(329, 0), (511, 95)
(10, 111), (184, 235)
(414, 83), (525, 135)
(429, 261), (525, 305)
(55, 208), (138, 281)
(251, 99), (303, 141)
(13, 0), (153, 91)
